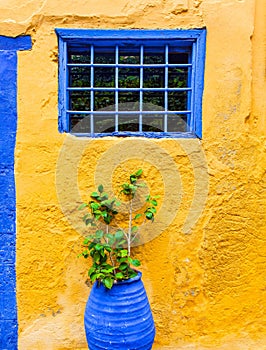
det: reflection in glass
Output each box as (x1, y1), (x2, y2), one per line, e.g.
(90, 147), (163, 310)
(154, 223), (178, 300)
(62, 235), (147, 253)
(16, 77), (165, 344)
(94, 67), (115, 87)
(143, 68), (164, 88)
(94, 91), (115, 110)
(94, 114), (116, 133)
(70, 91), (90, 111)
(167, 114), (188, 132)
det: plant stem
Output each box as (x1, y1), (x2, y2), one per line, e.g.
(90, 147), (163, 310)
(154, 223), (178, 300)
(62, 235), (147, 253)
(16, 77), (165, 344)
(106, 225), (115, 268)
(128, 198), (133, 257)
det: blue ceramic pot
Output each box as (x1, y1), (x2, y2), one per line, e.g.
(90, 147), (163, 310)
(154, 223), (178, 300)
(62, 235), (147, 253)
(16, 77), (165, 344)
(84, 272), (155, 350)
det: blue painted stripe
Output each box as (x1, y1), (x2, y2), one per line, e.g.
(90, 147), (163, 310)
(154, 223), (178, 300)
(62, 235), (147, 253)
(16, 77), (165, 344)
(0, 36), (31, 350)
(0, 35), (31, 51)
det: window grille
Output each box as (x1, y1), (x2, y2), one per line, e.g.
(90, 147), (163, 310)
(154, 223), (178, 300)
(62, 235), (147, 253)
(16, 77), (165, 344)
(56, 29), (206, 138)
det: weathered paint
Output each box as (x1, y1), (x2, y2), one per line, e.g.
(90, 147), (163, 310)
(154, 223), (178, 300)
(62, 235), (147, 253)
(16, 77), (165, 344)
(0, 0), (265, 349)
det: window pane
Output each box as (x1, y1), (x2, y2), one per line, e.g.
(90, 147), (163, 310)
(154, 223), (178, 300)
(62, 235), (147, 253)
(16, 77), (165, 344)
(118, 68), (140, 88)
(168, 67), (188, 88)
(94, 114), (115, 133)
(70, 91), (90, 111)
(94, 91), (115, 111)
(167, 114), (188, 132)
(142, 114), (164, 132)
(69, 67), (90, 87)
(118, 91), (139, 110)
(118, 114), (139, 132)
(68, 51), (90, 64)
(143, 68), (164, 88)
(144, 48), (165, 64)
(168, 49), (189, 64)
(94, 67), (115, 87)
(94, 47), (115, 64)
(168, 91), (187, 111)
(119, 48), (140, 64)
(70, 115), (90, 133)
(143, 92), (164, 109)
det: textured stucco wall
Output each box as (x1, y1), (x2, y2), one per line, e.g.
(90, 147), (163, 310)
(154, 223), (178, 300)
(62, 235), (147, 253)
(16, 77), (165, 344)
(0, 0), (265, 349)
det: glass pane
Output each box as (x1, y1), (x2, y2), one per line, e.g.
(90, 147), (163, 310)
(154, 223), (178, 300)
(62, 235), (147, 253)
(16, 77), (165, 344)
(118, 91), (139, 110)
(168, 67), (188, 88)
(70, 115), (90, 133)
(167, 114), (188, 132)
(118, 68), (140, 88)
(68, 51), (90, 64)
(69, 67), (90, 87)
(118, 114), (139, 132)
(142, 114), (164, 132)
(70, 91), (90, 111)
(143, 68), (164, 88)
(168, 50), (189, 64)
(168, 91), (187, 111)
(94, 114), (115, 133)
(119, 48), (140, 64)
(144, 47), (165, 64)
(94, 91), (115, 111)
(94, 47), (115, 64)
(94, 67), (115, 88)
(143, 92), (164, 109)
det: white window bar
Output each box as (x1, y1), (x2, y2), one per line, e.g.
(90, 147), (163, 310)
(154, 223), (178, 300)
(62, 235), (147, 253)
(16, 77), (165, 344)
(164, 44), (169, 132)
(139, 45), (144, 132)
(90, 44), (94, 134)
(115, 45), (119, 132)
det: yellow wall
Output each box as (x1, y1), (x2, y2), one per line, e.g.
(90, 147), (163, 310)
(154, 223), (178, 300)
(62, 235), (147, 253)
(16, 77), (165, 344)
(0, 0), (265, 349)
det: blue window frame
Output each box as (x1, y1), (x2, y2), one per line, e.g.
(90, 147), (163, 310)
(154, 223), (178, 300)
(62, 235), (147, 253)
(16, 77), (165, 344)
(55, 29), (206, 138)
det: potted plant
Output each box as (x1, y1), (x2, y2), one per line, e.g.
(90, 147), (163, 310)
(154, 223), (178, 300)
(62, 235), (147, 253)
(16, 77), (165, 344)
(79, 169), (159, 350)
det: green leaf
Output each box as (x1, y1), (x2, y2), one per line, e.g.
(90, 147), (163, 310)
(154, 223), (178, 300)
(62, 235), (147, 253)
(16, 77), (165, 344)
(90, 273), (97, 282)
(128, 270), (138, 279)
(106, 234), (115, 245)
(95, 230), (104, 239)
(130, 175), (137, 184)
(88, 266), (96, 277)
(85, 218), (92, 226)
(131, 226), (138, 233)
(101, 193), (109, 200)
(131, 259), (141, 267)
(93, 252), (100, 263)
(78, 203), (88, 210)
(115, 230), (124, 240)
(134, 213), (142, 220)
(98, 184), (104, 193)
(119, 262), (129, 271)
(95, 243), (103, 251)
(136, 183), (146, 188)
(91, 192), (99, 198)
(145, 212), (153, 220)
(120, 249), (128, 258)
(90, 202), (100, 210)
(135, 169), (143, 177)
(103, 277), (114, 289)
(115, 272), (124, 279)
(83, 237), (90, 245)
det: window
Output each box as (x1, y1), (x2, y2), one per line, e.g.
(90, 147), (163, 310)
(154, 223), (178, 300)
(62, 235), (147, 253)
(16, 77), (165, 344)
(56, 29), (206, 138)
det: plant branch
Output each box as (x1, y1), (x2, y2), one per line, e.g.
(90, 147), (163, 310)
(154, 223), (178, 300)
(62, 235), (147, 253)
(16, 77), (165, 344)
(105, 224), (116, 268)
(128, 197), (133, 257)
